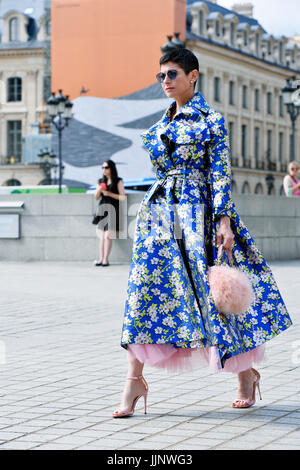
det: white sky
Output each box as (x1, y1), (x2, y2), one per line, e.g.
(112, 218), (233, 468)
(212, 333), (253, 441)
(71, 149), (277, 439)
(217, 0), (300, 37)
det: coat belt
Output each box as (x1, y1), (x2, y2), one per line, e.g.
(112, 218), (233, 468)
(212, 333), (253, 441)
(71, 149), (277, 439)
(143, 167), (209, 204)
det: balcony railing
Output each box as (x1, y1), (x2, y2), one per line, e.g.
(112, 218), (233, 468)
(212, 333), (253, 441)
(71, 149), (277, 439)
(256, 161), (265, 170)
(267, 161), (276, 171)
(0, 156), (22, 165)
(231, 157), (239, 167)
(280, 163), (287, 173)
(243, 159), (251, 168)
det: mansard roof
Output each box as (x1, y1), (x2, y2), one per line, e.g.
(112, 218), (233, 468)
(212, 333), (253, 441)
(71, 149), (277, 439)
(187, 0), (265, 31)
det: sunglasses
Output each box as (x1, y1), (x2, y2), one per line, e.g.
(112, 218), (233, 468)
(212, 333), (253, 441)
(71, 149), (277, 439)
(156, 69), (178, 83)
(291, 167), (299, 170)
(102, 166), (109, 169)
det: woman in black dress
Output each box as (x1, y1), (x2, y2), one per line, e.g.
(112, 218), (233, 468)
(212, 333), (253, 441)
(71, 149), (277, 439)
(94, 160), (125, 266)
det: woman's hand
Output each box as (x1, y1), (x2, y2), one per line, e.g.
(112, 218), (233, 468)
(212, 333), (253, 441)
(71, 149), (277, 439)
(217, 216), (234, 262)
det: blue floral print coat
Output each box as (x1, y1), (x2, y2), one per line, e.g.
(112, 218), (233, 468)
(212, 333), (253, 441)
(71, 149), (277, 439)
(121, 92), (292, 367)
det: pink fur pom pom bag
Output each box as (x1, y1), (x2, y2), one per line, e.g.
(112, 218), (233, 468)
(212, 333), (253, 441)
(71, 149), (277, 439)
(208, 245), (255, 315)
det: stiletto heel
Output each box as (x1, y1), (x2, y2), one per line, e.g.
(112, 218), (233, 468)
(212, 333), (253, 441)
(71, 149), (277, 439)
(112, 375), (148, 418)
(232, 368), (262, 408)
(257, 381), (262, 401)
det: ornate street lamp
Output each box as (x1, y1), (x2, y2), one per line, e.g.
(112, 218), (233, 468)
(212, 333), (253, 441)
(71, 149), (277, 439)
(161, 33), (185, 53)
(46, 90), (73, 193)
(281, 76), (300, 162)
(37, 148), (58, 185)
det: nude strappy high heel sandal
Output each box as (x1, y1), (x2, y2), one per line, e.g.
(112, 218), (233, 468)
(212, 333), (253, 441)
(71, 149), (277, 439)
(112, 375), (148, 418)
(232, 368), (262, 408)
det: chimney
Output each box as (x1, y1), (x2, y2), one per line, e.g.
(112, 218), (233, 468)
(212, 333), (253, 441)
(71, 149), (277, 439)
(231, 2), (254, 18)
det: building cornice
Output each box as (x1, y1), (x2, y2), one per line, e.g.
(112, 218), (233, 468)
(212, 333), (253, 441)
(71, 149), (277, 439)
(187, 34), (300, 76)
(0, 49), (46, 57)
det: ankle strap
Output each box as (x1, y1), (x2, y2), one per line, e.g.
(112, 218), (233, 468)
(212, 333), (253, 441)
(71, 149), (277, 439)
(126, 375), (143, 380)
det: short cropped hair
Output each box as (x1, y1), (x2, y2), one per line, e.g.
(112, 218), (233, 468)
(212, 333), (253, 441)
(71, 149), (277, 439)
(159, 48), (199, 75)
(288, 160), (300, 172)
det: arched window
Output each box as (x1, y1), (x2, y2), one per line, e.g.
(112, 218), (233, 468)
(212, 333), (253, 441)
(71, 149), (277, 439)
(9, 17), (19, 42)
(254, 183), (264, 194)
(242, 181), (251, 194)
(7, 77), (22, 102)
(5, 179), (21, 186)
(231, 180), (237, 193)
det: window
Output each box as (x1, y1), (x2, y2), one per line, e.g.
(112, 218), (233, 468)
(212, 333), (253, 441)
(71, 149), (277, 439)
(242, 181), (250, 194)
(198, 72), (204, 94)
(279, 95), (284, 117)
(215, 20), (220, 37)
(5, 179), (21, 186)
(244, 31), (248, 46)
(254, 183), (264, 195)
(268, 41), (272, 55)
(214, 77), (221, 102)
(198, 11), (204, 35)
(230, 23), (235, 46)
(254, 127), (260, 163)
(7, 120), (22, 163)
(279, 132), (284, 163)
(9, 17), (19, 42)
(229, 81), (235, 105)
(279, 42), (283, 64)
(46, 19), (51, 36)
(267, 130), (272, 161)
(7, 77), (22, 102)
(255, 89), (260, 111)
(241, 124), (247, 161)
(255, 33), (260, 56)
(267, 92), (272, 114)
(242, 85), (248, 108)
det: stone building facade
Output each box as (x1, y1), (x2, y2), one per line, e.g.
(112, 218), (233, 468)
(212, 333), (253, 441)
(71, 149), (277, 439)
(186, 0), (300, 195)
(0, 0), (51, 186)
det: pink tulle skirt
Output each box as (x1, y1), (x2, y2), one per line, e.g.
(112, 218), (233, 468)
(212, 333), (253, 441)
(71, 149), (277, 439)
(127, 343), (265, 374)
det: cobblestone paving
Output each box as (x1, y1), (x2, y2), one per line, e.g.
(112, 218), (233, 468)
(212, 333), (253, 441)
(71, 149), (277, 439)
(0, 260), (299, 450)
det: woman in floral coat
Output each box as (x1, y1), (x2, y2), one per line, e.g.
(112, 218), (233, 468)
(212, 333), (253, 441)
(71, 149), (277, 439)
(113, 49), (292, 417)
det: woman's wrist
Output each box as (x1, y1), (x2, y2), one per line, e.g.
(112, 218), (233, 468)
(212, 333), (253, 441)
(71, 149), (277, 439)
(219, 215), (230, 225)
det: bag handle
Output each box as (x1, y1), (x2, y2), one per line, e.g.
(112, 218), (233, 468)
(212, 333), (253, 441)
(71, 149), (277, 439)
(216, 244), (234, 267)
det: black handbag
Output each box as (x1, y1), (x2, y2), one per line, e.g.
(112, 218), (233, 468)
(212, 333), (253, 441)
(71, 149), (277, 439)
(92, 198), (102, 225)
(92, 214), (101, 225)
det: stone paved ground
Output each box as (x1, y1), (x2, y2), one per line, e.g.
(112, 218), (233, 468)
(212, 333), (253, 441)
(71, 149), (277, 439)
(0, 260), (299, 450)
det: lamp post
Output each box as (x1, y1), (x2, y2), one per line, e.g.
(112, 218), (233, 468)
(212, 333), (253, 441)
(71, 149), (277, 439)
(281, 76), (300, 162)
(265, 173), (275, 195)
(37, 148), (58, 185)
(46, 90), (73, 193)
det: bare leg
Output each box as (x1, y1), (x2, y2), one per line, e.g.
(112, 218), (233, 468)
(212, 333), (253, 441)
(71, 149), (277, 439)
(236, 369), (256, 399)
(103, 230), (113, 264)
(233, 368), (261, 407)
(98, 229), (105, 263)
(115, 354), (146, 412)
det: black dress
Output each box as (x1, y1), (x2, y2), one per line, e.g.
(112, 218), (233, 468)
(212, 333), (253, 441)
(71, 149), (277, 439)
(97, 177), (122, 232)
